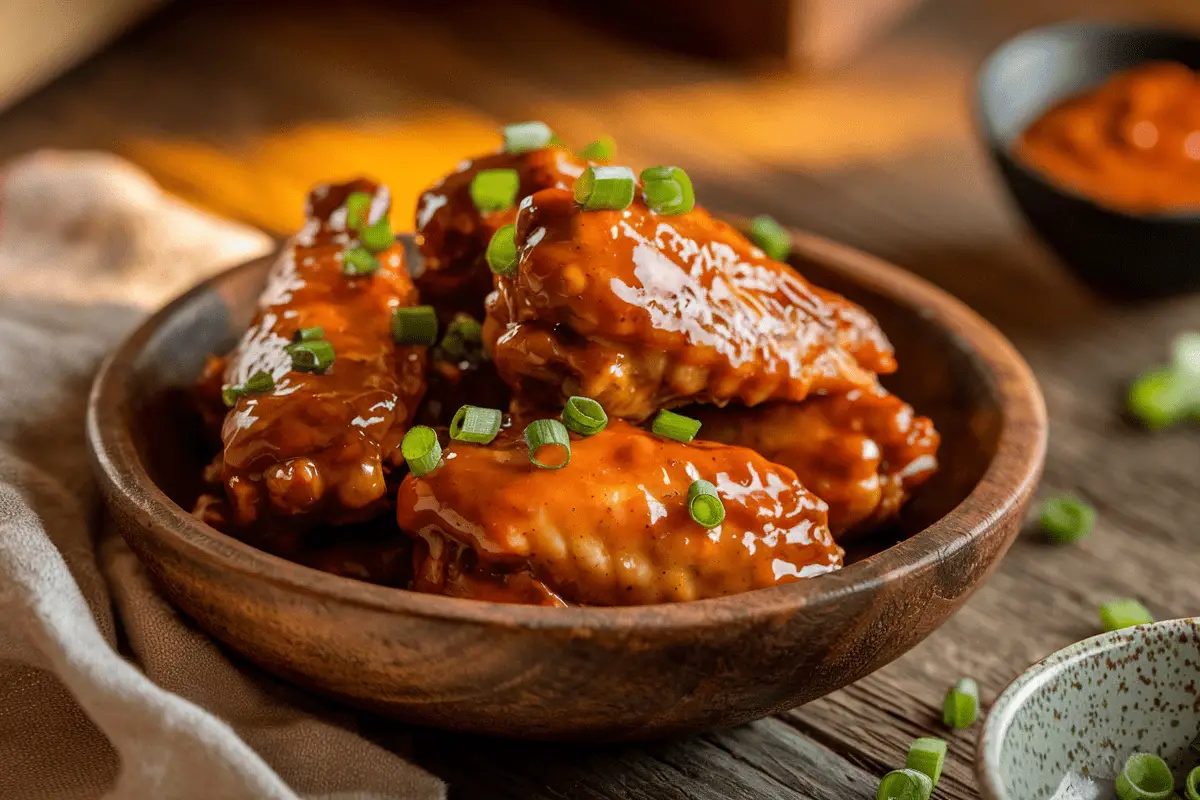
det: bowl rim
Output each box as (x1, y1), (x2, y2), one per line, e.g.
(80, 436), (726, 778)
(87, 225), (1047, 632)
(975, 617), (1200, 800)
(974, 19), (1200, 223)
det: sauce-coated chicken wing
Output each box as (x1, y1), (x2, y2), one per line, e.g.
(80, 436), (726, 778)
(396, 419), (842, 605)
(486, 188), (896, 421)
(217, 179), (427, 529)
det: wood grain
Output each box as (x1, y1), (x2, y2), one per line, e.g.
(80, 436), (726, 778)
(11, 0), (1200, 796)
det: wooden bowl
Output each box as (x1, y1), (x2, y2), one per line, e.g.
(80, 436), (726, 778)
(86, 230), (1046, 740)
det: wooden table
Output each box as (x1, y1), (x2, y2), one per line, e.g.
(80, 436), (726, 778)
(6, 1), (1200, 796)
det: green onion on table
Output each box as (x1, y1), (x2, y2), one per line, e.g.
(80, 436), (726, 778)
(876, 767), (932, 800)
(1039, 495), (1096, 545)
(1099, 598), (1154, 632)
(1127, 331), (1200, 429)
(943, 677), (978, 729)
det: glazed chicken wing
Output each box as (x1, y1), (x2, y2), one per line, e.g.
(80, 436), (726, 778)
(395, 419), (842, 606)
(691, 386), (939, 536)
(214, 179), (427, 529)
(485, 188), (896, 421)
(414, 147), (587, 313)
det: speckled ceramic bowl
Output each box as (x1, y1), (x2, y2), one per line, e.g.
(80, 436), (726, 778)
(978, 618), (1200, 800)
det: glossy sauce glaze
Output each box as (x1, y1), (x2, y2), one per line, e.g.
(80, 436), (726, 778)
(690, 386), (939, 536)
(1016, 61), (1200, 212)
(414, 147), (586, 313)
(217, 179), (427, 528)
(485, 188), (896, 421)
(396, 418), (842, 606)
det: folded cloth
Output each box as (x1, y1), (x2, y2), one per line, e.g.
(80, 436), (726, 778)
(0, 151), (445, 800)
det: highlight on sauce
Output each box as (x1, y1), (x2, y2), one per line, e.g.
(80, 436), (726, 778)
(192, 123), (941, 607)
(1015, 61), (1200, 213)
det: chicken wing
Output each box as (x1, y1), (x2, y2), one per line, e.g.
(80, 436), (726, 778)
(414, 147), (586, 313)
(485, 187), (896, 421)
(691, 386), (939, 536)
(216, 179), (427, 529)
(396, 418), (842, 605)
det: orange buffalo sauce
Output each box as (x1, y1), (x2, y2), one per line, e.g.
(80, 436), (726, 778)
(1016, 61), (1200, 213)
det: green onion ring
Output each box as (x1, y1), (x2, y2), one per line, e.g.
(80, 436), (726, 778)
(470, 168), (520, 213)
(285, 339), (335, 373)
(342, 246), (380, 276)
(1115, 753), (1173, 800)
(391, 306), (438, 347)
(358, 217), (395, 252)
(875, 769), (932, 800)
(651, 409), (702, 443)
(486, 224), (519, 276)
(293, 327), (325, 343)
(580, 135), (616, 162)
(524, 419), (571, 470)
(574, 166), (636, 211)
(687, 480), (725, 528)
(344, 191), (372, 230)
(562, 396), (608, 436)
(748, 214), (791, 262)
(640, 166), (695, 215)
(450, 405), (503, 445)
(1100, 599), (1154, 632)
(904, 737), (947, 787)
(503, 121), (554, 154)
(942, 677), (978, 729)
(1185, 765), (1200, 800)
(1039, 495), (1096, 545)
(401, 426), (442, 477)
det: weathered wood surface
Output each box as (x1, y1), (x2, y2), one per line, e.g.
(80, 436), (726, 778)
(6, 0), (1200, 796)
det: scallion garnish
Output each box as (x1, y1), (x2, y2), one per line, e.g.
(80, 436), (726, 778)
(345, 191), (372, 230)
(293, 327), (325, 343)
(1185, 765), (1200, 800)
(687, 480), (725, 528)
(562, 396), (608, 436)
(875, 769), (932, 800)
(221, 369), (275, 407)
(904, 737), (946, 788)
(580, 135), (616, 162)
(1128, 367), (1190, 429)
(525, 418), (571, 470)
(391, 305), (438, 346)
(1039, 496), (1095, 545)
(749, 214), (790, 262)
(470, 168), (520, 213)
(440, 314), (484, 360)
(1115, 753), (1173, 800)
(286, 339), (335, 373)
(942, 677), (978, 729)
(359, 217), (395, 253)
(641, 166), (695, 215)
(486, 224), (519, 276)
(651, 409), (701, 443)
(574, 166), (636, 211)
(503, 121), (555, 154)
(1100, 599), (1153, 632)
(449, 405), (502, 445)
(342, 246), (380, 276)
(401, 426), (442, 477)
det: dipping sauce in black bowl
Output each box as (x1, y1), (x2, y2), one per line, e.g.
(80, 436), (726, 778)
(977, 21), (1200, 299)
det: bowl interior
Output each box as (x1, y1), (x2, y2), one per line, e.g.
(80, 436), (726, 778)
(979, 22), (1200, 147)
(984, 619), (1200, 800)
(127, 238), (1001, 573)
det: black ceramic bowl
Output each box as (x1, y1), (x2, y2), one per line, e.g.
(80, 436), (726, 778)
(977, 21), (1200, 299)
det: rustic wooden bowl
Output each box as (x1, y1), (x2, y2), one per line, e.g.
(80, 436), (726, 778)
(87, 230), (1046, 740)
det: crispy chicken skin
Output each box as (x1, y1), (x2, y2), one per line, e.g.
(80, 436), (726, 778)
(485, 188), (896, 421)
(396, 419), (842, 606)
(414, 147), (587, 313)
(691, 386), (939, 536)
(216, 179), (427, 529)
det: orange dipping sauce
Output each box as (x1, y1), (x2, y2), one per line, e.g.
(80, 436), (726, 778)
(1016, 61), (1200, 213)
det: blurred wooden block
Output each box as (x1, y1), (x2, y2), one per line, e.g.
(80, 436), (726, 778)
(563, 0), (924, 70)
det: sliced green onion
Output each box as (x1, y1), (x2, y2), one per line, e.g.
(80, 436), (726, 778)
(1115, 753), (1173, 800)
(640, 166), (695, 215)
(449, 405), (502, 444)
(875, 769), (932, 800)
(392, 305), (438, 346)
(1173, 331), (1200, 377)
(1128, 367), (1191, 429)
(687, 480), (725, 528)
(1185, 765), (1200, 800)
(651, 409), (702, 443)
(562, 396), (608, 436)
(580, 135), (616, 162)
(749, 214), (791, 262)
(470, 168), (520, 213)
(359, 217), (395, 252)
(486, 223), (519, 276)
(574, 165), (636, 211)
(942, 677), (978, 729)
(503, 121), (554, 154)
(440, 314), (484, 360)
(525, 418), (571, 470)
(1039, 495), (1096, 545)
(293, 327), (325, 343)
(904, 737), (947, 787)
(342, 246), (380, 276)
(1100, 599), (1154, 632)
(345, 191), (373, 230)
(286, 339), (335, 372)
(221, 369), (275, 407)
(401, 425), (442, 477)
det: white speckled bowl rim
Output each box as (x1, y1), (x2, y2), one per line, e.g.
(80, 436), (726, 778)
(977, 617), (1200, 800)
